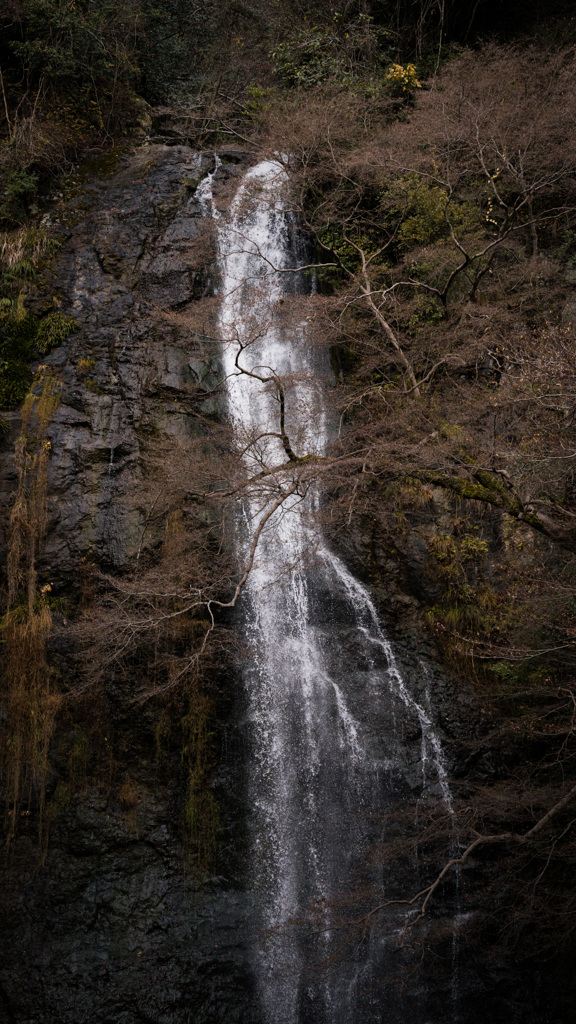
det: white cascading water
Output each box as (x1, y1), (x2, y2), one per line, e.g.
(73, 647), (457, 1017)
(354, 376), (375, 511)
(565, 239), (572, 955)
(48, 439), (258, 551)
(199, 159), (454, 1024)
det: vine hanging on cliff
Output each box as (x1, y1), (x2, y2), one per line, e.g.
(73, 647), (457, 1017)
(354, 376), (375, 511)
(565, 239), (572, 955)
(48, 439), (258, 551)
(1, 368), (61, 855)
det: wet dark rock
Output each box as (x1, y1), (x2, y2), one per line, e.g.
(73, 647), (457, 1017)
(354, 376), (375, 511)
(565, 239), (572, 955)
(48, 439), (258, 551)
(0, 143), (259, 1024)
(0, 145), (227, 586)
(0, 786), (259, 1024)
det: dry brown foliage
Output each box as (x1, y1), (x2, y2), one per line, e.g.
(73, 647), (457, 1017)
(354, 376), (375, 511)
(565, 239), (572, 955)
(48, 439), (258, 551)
(1, 370), (62, 853)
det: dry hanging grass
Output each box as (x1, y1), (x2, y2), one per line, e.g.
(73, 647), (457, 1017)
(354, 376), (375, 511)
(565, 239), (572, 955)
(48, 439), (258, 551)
(1, 369), (61, 855)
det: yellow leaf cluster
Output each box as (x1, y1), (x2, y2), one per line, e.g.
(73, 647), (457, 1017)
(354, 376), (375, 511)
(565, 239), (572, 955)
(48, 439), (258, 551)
(384, 63), (421, 93)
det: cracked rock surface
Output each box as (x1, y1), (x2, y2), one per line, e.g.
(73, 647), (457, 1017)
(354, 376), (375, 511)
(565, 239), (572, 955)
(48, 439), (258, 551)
(0, 143), (260, 1024)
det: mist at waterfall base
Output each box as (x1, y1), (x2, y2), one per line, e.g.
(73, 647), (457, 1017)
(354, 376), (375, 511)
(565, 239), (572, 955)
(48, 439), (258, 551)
(201, 159), (459, 1024)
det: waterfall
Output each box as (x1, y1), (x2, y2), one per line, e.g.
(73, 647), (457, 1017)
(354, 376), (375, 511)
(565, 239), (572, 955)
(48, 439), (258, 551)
(201, 159), (454, 1024)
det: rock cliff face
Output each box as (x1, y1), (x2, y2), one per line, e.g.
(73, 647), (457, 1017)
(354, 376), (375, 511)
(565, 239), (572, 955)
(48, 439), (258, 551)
(0, 144), (265, 1024)
(2, 145), (227, 582)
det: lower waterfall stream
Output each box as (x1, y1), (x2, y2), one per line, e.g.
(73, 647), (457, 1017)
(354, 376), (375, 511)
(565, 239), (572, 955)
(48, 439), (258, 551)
(201, 158), (455, 1024)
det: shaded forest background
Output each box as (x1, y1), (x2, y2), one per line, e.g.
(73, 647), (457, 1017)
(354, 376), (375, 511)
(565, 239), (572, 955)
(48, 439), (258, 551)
(1, 0), (575, 219)
(2, 0), (576, 1015)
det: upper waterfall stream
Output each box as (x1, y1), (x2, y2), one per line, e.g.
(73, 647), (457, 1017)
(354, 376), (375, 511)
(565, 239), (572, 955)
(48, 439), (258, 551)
(200, 158), (454, 1024)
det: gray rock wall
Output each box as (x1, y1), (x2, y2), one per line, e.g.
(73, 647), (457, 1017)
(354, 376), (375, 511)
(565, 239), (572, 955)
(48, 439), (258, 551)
(0, 144), (261, 1024)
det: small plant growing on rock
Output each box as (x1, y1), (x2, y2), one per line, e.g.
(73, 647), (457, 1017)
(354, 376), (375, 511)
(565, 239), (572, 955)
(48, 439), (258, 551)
(77, 357), (95, 376)
(35, 311), (77, 354)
